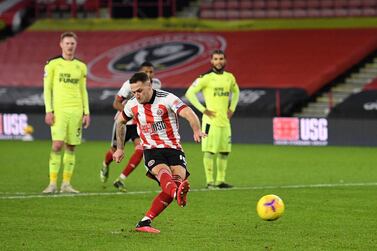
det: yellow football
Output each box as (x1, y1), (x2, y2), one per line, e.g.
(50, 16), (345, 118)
(23, 125), (34, 135)
(256, 194), (285, 221)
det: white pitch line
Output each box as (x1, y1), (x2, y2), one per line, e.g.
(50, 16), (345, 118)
(1, 182), (377, 200)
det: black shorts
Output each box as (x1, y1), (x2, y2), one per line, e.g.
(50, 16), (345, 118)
(111, 123), (139, 148)
(143, 148), (190, 180)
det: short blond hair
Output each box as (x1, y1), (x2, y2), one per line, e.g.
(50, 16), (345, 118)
(60, 31), (78, 41)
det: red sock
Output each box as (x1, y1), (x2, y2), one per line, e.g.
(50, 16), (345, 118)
(157, 169), (177, 198)
(146, 191), (173, 220)
(104, 149), (113, 166)
(122, 148), (143, 177)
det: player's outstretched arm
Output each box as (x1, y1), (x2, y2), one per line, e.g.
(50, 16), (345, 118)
(179, 106), (206, 142)
(113, 114), (128, 163)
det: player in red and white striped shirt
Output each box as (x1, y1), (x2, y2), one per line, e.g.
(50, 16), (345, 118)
(100, 62), (162, 192)
(113, 72), (205, 234)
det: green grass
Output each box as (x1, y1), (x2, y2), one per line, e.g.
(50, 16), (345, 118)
(1, 141), (377, 250)
(29, 17), (377, 31)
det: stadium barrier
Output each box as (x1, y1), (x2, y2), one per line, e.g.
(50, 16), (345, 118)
(1, 85), (376, 119)
(2, 113), (377, 146)
(0, 87), (308, 117)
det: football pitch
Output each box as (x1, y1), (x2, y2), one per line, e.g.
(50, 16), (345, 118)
(1, 140), (376, 250)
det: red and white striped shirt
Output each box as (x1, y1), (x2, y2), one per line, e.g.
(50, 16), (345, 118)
(122, 90), (187, 150)
(114, 78), (162, 125)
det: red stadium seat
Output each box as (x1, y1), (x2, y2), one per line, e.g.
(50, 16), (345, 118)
(334, 8), (348, 16)
(280, 0), (293, 9)
(200, 9), (216, 19)
(253, 0), (266, 9)
(83, 0), (99, 10)
(320, 0), (333, 8)
(307, 0), (320, 8)
(240, 10), (253, 18)
(227, 10), (240, 19)
(334, 0), (348, 8)
(307, 8), (321, 17)
(292, 0), (306, 9)
(293, 9), (307, 17)
(200, 1), (213, 10)
(349, 8), (363, 16)
(266, 10), (280, 18)
(363, 8), (377, 16)
(362, 0), (377, 7)
(227, 0), (239, 9)
(280, 9), (294, 17)
(213, 1), (227, 9)
(252, 10), (266, 18)
(215, 10), (227, 19)
(266, 0), (279, 9)
(240, 0), (253, 9)
(321, 9), (335, 17)
(348, 0), (362, 7)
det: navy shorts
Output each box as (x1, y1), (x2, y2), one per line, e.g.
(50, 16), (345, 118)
(143, 148), (190, 181)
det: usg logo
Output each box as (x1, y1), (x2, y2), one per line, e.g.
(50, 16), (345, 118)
(300, 118), (328, 141)
(88, 33), (226, 85)
(273, 117), (328, 146)
(0, 113), (29, 139)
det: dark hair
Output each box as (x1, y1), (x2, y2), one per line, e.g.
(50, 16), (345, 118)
(211, 49), (225, 58)
(129, 72), (149, 84)
(60, 31), (78, 41)
(139, 61), (154, 69)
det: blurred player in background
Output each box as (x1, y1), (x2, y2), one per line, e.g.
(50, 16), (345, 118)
(113, 72), (205, 233)
(100, 62), (161, 192)
(42, 32), (90, 194)
(185, 49), (239, 189)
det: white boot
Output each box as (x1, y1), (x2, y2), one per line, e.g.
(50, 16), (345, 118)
(60, 183), (80, 194)
(42, 184), (58, 194)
